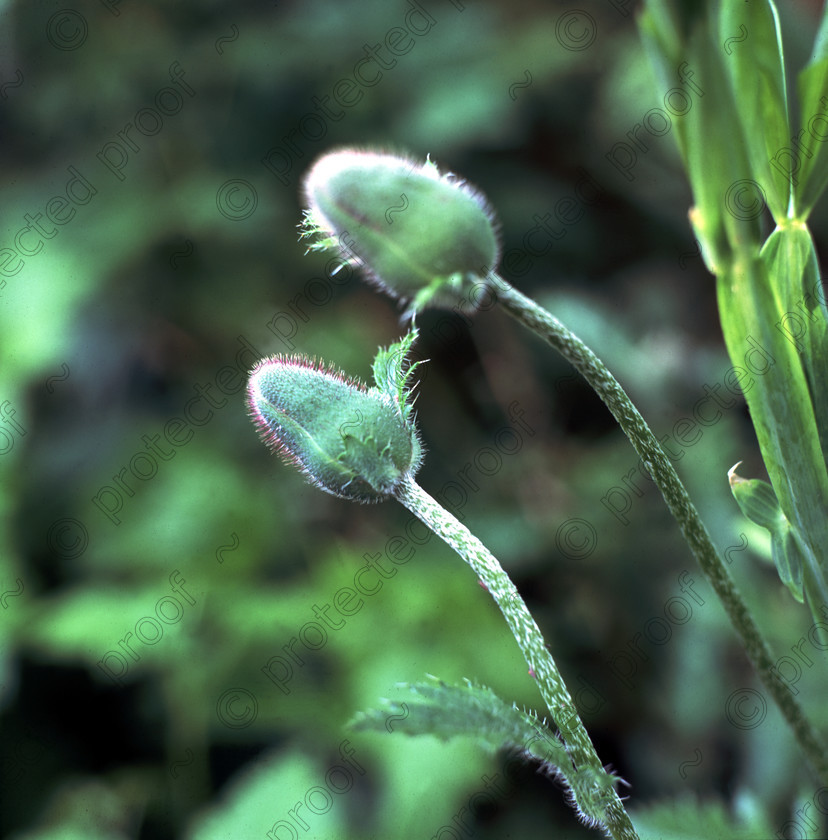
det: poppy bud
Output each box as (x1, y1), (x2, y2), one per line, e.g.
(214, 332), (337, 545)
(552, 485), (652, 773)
(247, 332), (424, 503)
(300, 148), (501, 314)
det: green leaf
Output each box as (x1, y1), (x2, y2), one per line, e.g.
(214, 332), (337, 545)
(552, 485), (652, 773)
(640, 2), (760, 274)
(794, 7), (828, 217)
(761, 225), (828, 466)
(187, 748), (348, 840)
(630, 793), (774, 840)
(757, 227), (828, 536)
(716, 246), (828, 570)
(348, 676), (625, 830)
(715, 229), (828, 618)
(719, 0), (790, 222)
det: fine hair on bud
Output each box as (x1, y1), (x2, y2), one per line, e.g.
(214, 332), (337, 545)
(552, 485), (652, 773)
(300, 147), (501, 316)
(246, 336), (424, 503)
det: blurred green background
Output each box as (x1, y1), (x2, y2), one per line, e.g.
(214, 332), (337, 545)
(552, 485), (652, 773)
(1, 0), (827, 837)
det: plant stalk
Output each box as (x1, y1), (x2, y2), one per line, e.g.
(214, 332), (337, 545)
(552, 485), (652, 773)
(394, 475), (640, 840)
(491, 275), (828, 784)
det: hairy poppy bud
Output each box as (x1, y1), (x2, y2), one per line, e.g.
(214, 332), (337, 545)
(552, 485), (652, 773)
(247, 331), (424, 503)
(300, 148), (501, 315)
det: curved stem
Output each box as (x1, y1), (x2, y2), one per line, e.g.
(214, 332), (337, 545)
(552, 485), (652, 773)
(394, 476), (639, 840)
(491, 275), (828, 784)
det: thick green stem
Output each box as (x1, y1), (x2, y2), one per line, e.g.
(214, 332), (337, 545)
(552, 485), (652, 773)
(394, 476), (639, 840)
(492, 275), (828, 784)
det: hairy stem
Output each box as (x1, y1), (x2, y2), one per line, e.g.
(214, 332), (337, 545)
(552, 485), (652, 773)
(394, 476), (640, 840)
(492, 275), (828, 784)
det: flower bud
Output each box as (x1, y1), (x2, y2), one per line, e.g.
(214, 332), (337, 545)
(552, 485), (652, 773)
(300, 149), (501, 314)
(727, 462), (784, 531)
(247, 333), (424, 503)
(728, 462), (804, 602)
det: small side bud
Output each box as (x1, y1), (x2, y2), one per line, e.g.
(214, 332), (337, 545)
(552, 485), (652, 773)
(727, 461), (784, 531)
(727, 462), (804, 602)
(300, 148), (501, 316)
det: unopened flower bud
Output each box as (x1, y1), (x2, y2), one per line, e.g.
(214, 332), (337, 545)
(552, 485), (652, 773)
(247, 332), (424, 503)
(727, 462), (783, 531)
(300, 148), (501, 314)
(728, 462), (804, 602)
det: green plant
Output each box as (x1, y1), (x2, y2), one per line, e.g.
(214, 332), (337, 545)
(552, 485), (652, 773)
(248, 328), (638, 839)
(639, 0), (828, 631)
(245, 1), (828, 834)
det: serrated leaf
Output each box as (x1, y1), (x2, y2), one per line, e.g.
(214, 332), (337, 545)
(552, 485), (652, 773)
(348, 676), (625, 831)
(371, 326), (425, 426)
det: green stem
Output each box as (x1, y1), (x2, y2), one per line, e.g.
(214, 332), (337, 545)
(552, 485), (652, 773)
(394, 476), (639, 840)
(492, 275), (828, 784)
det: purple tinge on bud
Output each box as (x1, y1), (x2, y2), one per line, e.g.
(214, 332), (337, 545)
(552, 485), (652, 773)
(247, 354), (422, 503)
